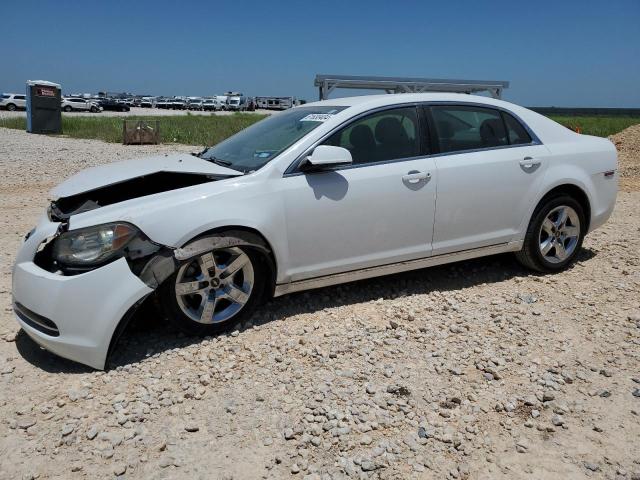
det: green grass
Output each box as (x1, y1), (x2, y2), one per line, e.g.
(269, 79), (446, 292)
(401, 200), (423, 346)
(0, 113), (267, 146)
(0, 112), (638, 145)
(548, 115), (640, 137)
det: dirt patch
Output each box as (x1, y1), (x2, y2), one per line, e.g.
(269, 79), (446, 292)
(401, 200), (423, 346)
(610, 123), (640, 191)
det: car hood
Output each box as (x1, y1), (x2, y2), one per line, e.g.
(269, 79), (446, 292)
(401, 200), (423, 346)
(51, 152), (242, 199)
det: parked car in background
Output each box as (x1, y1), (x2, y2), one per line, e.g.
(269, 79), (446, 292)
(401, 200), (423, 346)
(140, 98), (155, 108)
(96, 98), (130, 112)
(171, 99), (186, 110)
(202, 99), (221, 111)
(187, 99), (204, 111)
(156, 98), (170, 109)
(11, 93), (618, 369)
(61, 98), (103, 112)
(0, 93), (27, 111)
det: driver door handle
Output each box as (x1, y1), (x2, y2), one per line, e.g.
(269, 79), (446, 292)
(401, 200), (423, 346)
(402, 171), (431, 184)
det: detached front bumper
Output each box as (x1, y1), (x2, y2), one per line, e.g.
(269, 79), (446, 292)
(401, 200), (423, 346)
(11, 218), (153, 369)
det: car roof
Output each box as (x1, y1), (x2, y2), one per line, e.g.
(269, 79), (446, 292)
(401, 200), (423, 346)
(303, 92), (516, 110)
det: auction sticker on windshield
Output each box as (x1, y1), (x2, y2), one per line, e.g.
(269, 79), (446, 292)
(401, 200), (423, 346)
(300, 113), (334, 122)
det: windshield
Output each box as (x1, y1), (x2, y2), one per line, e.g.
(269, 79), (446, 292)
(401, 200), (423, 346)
(201, 105), (347, 172)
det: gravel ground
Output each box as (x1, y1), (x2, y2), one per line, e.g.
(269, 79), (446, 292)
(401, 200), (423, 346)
(0, 126), (638, 480)
(0, 107), (272, 119)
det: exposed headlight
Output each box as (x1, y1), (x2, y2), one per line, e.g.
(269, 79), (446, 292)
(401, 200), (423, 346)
(52, 222), (139, 266)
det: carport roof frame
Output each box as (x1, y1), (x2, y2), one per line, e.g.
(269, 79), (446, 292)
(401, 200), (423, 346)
(314, 74), (509, 100)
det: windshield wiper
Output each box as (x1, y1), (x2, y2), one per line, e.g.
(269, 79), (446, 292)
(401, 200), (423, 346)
(192, 146), (209, 158)
(209, 156), (233, 167)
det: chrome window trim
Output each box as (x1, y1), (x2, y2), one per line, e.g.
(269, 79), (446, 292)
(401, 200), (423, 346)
(283, 100), (543, 178)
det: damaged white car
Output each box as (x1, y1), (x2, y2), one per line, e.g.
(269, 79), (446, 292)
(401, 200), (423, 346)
(12, 93), (618, 369)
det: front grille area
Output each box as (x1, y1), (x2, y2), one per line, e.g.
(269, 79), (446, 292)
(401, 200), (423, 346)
(13, 302), (60, 337)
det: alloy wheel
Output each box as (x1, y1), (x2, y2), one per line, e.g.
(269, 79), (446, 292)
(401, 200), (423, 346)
(538, 205), (581, 264)
(175, 247), (254, 324)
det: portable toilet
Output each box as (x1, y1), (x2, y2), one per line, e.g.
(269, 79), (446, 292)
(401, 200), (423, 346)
(26, 80), (62, 134)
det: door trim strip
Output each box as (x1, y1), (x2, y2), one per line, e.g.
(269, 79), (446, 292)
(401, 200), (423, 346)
(273, 240), (523, 297)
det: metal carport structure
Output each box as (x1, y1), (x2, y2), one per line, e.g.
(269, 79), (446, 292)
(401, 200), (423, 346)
(315, 74), (509, 100)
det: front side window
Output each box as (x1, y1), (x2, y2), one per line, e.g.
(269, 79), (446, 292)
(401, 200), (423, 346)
(15, 95), (25, 100)
(202, 105), (347, 172)
(431, 106), (507, 153)
(324, 106), (420, 164)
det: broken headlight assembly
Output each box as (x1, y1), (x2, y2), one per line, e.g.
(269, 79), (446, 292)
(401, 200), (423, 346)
(35, 221), (166, 278)
(52, 222), (140, 266)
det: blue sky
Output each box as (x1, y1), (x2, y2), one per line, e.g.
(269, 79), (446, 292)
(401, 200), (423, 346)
(3, 0), (639, 106)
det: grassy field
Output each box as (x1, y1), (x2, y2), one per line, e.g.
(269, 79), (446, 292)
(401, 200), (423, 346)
(0, 113), (267, 146)
(548, 115), (640, 137)
(1, 112), (638, 145)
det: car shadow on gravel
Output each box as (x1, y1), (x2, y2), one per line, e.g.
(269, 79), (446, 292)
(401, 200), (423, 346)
(16, 248), (596, 373)
(14, 330), (95, 374)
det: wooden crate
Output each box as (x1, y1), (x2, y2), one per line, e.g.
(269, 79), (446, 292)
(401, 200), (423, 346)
(123, 120), (160, 145)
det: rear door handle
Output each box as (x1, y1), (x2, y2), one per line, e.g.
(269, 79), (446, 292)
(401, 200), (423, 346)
(402, 171), (431, 184)
(519, 157), (541, 169)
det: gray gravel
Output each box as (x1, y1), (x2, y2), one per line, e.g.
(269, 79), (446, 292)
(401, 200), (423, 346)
(0, 126), (639, 479)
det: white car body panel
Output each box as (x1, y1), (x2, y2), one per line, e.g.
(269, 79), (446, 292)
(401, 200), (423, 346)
(11, 93), (618, 369)
(282, 157), (437, 281)
(51, 153), (242, 198)
(432, 143), (551, 255)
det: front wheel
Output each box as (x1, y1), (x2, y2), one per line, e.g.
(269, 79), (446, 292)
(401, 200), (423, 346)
(158, 245), (265, 336)
(63, 105), (72, 112)
(90, 106), (98, 113)
(515, 195), (585, 272)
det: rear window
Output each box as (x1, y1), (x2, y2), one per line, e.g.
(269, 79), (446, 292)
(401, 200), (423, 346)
(431, 105), (507, 153)
(1, 94), (10, 99)
(502, 112), (532, 145)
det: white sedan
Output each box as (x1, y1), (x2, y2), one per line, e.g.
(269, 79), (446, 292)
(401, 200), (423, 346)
(12, 93), (618, 369)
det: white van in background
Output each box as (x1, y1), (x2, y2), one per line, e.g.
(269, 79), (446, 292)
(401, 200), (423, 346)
(226, 95), (244, 110)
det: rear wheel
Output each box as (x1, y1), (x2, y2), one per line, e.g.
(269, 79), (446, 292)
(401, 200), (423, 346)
(6, 103), (16, 111)
(515, 195), (585, 272)
(158, 245), (265, 336)
(63, 105), (72, 112)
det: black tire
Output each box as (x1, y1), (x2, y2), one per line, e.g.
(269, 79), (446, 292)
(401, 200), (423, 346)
(90, 106), (98, 113)
(64, 105), (72, 112)
(157, 244), (265, 336)
(6, 103), (16, 111)
(515, 194), (586, 272)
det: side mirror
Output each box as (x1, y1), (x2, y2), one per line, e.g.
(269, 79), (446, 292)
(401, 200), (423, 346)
(300, 145), (352, 172)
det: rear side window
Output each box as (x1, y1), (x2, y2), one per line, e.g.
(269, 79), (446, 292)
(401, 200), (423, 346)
(502, 111), (532, 145)
(15, 95), (25, 100)
(431, 105), (507, 153)
(324, 106), (420, 164)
